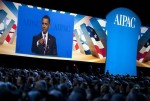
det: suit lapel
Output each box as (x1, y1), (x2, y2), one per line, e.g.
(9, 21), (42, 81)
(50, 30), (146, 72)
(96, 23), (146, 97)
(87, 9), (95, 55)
(47, 34), (51, 50)
(47, 34), (51, 44)
(38, 33), (43, 39)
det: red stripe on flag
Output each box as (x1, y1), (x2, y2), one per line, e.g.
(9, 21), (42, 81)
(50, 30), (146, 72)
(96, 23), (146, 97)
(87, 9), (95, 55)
(12, 24), (17, 30)
(6, 35), (11, 42)
(9, 32), (14, 33)
(75, 43), (79, 50)
(137, 52), (148, 60)
(73, 40), (77, 42)
(95, 45), (106, 56)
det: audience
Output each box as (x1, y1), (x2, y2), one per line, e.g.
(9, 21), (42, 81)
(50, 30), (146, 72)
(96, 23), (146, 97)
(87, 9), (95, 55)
(0, 67), (149, 101)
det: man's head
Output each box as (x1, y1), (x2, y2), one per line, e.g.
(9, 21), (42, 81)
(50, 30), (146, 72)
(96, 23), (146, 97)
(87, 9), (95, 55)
(42, 15), (50, 34)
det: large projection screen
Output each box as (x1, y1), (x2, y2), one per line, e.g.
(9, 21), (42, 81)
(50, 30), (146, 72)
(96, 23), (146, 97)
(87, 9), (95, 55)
(0, 1), (150, 68)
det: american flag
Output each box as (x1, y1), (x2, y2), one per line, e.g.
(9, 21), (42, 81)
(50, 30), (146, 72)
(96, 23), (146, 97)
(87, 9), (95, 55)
(137, 38), (150, 62)
(72, 17), (107, 58)
(0, 1), (18, 44)
(86, 26), (106, 58)
(76, 28), (91, 54)
(0, 17), (17, 44)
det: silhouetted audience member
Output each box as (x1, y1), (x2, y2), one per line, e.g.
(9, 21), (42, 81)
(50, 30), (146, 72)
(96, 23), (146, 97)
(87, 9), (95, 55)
(110, 93), (125, 101)
(0, 83), (19, 101)
(34, 80), (47, 91)
(16, 75), (27, 92)
(126, 88), (148, 101)
(100, 83), (110, 98)
(57, 83), (69, 100)
(68, 88), (87, 101)
(48, 89), (64, 101)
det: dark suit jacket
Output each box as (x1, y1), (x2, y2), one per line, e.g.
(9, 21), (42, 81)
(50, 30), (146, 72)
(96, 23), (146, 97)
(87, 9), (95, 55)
(31, 33), (57, 56)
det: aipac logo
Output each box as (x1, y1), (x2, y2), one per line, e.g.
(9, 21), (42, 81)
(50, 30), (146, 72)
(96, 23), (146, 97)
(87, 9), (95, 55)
(105, 7), (141, 76)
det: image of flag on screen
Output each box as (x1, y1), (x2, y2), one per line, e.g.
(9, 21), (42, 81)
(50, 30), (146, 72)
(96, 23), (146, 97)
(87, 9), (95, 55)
(86, 26), (106, 58)
(76, 28), (91, 55)
(137, 39), (150, 62)
(0, 17), (17, 44)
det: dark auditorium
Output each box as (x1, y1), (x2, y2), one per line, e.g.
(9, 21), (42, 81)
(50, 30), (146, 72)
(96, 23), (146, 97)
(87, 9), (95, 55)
(0, 0), (150, 101)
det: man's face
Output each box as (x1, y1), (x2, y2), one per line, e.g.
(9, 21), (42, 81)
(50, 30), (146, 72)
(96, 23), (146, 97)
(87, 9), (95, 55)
(42, 18), (50, 34)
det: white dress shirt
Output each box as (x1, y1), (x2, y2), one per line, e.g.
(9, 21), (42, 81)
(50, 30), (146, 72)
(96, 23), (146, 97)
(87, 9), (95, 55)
(37, 32), (48, 46)
(42, 32), (48, 46)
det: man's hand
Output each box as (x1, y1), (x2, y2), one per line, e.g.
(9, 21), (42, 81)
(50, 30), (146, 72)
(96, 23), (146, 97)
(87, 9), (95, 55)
(39, 38), (44, 44)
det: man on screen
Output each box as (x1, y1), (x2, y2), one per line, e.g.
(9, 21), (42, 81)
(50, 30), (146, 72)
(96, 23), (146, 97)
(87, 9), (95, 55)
(31, 15), (57, 56)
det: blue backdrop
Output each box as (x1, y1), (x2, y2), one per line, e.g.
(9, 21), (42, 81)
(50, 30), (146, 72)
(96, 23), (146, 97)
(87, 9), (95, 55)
(16, 6), (74, 58)
(105, 8), (141, 76)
